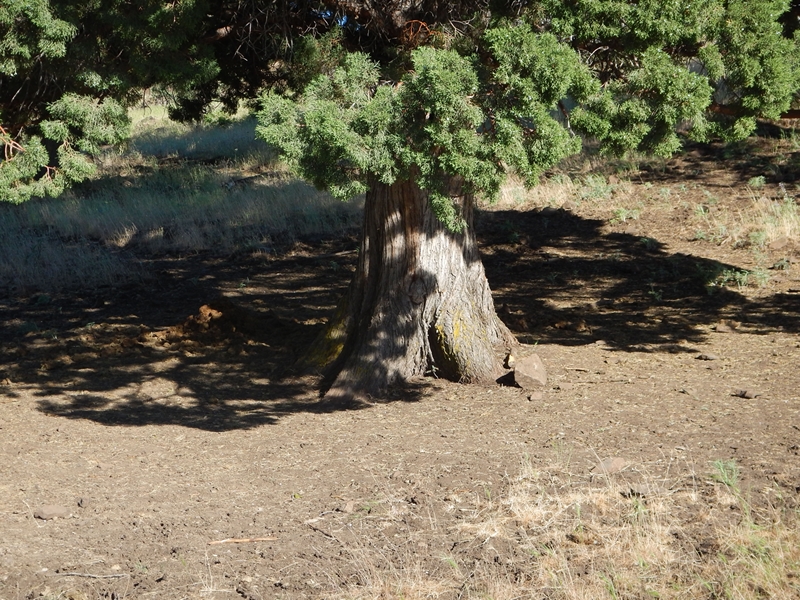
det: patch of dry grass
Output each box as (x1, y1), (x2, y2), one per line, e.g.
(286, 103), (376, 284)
(470, 459), (799, 599)
(0, 114), (363, 295)
(693, 190), (800, 250)
(328, 459), (799, 599)
(496, 173), (636, 211)
(497, 144), (799, 256)
(0, 212), (144, 294)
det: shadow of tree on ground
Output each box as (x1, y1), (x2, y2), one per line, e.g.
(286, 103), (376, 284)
(478, 207), (799, 352)
(0, 205), (796, 430)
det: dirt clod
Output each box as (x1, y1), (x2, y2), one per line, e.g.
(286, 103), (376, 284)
(33, 505), (69, 520)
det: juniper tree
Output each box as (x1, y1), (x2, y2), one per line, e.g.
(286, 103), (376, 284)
(3, 1), (799, 400)
(1, 0), (463, 203)
(255, 1), (800, 400)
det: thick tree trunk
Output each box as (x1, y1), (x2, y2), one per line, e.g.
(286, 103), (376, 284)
(305, 175), (516, 401)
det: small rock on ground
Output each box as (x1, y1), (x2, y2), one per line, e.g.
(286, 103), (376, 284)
(33, 505), (70, 520)
(513, 354), (547, 390)
(592, 457), (627, 475)
(714, 320), (740, 333)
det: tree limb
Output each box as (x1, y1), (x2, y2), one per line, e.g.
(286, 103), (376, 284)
(709, 103), (800, 119)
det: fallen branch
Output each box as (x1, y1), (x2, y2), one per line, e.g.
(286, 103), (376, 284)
(208, 536), (277, 545)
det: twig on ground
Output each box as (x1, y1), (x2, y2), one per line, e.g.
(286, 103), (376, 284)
(306, 524), (339, 541)
(21, 500), (44, 528)
(207, 536), (278, 545)
(57, 572), (128, 579)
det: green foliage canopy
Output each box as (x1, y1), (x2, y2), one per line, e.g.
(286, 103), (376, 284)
(1, 0), (214, 203)
(536, 0), (800, 140)
(3, 1), (800, 208)
(257, 26), (599, 230)
(257, 0), (800, 228)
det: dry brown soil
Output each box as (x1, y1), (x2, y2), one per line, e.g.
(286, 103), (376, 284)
(1, 140), (799, 599)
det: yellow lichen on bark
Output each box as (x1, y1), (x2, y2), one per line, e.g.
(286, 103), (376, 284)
(298, 300), (349, 371)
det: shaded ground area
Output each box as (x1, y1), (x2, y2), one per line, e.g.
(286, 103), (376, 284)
(1, 142), (800, 598)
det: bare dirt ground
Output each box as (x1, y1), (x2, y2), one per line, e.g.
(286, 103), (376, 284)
(1, 139), (800, 599)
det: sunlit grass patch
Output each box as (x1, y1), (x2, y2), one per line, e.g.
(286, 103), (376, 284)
(320, 457), (799, 599)
(693, 189), (800, 250)
(495, 171), (634, 212)
(0, 115), (363, 295)
(128, 115), (273, 166)
(448, 459), (800, 600)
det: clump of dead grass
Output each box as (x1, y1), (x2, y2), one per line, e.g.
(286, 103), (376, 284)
(496, 172), (636, 213)
(693, 189), (800, 250)
(475, 458), (799, 599)
(328, 458), (800, 599)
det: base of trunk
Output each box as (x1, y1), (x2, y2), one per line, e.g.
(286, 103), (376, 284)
(300, 177), (516, 402)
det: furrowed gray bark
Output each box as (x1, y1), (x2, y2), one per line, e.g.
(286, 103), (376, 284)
(305, 175), (516, 401)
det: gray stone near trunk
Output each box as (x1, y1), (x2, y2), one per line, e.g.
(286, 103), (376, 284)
(513, 354), (547, 390)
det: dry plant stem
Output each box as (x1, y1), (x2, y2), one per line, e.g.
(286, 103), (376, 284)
(306, 524), (340, 542)
(21, 500), (44, 528)
(56, 573), (128, 579)
(207, 536), (278, 545)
